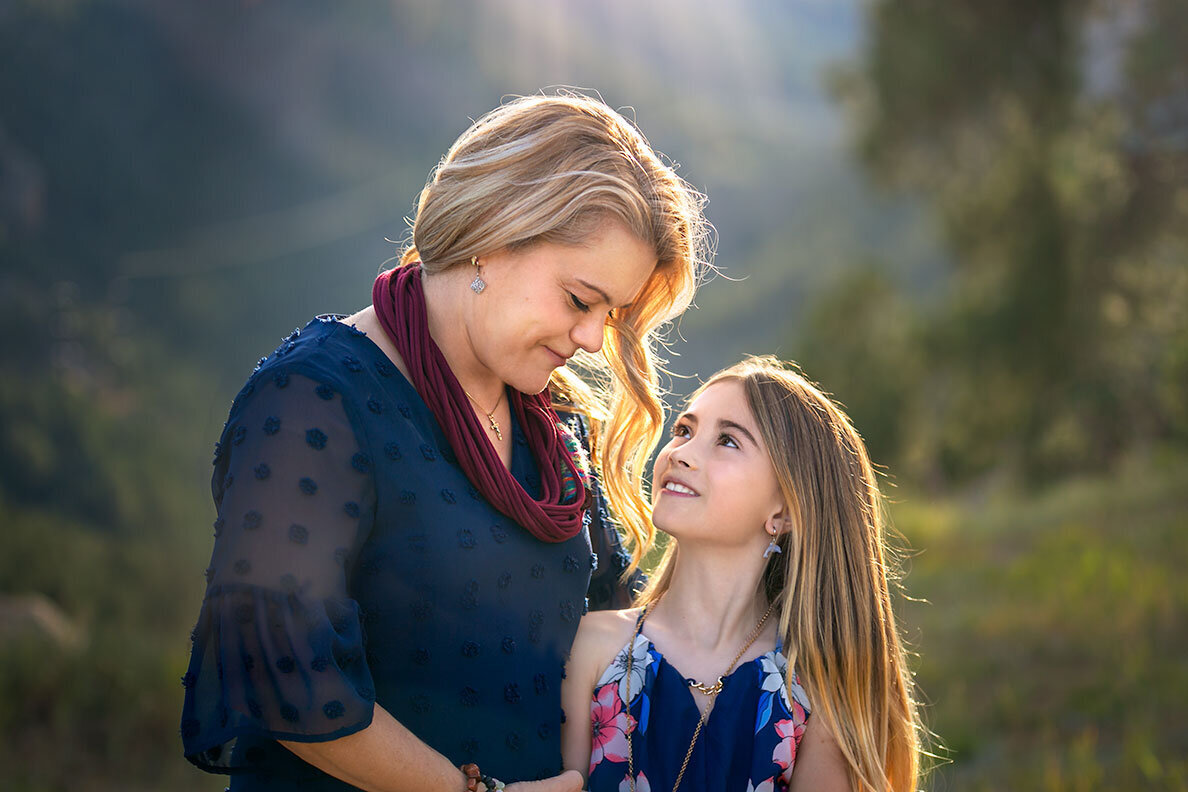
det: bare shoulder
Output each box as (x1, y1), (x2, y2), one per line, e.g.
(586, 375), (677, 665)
(789, 714), (851, 792)
(568, 608), (640, 685)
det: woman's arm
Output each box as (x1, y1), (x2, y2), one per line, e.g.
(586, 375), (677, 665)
(283, 704), (583, 792)
(788, 716), (851, 792)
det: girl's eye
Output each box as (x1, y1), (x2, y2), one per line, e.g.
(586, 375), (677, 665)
(671, 423), (690, 438)
(718, 433), (739, 449)
(569, 293), (591, 313)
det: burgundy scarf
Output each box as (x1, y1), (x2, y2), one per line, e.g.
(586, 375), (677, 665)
(371, 263), (587, 543)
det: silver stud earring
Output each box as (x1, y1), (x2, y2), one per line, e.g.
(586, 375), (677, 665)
(763, 530), (782, 559)
(469, 256), (486, 294)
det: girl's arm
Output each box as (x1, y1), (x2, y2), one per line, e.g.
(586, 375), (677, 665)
(788, 717), (851, 792)
(282, 705), (583, 792)
(560, 609), (636, 780)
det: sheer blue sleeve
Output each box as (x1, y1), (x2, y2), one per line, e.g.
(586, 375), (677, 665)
(181, 372), (377, 772)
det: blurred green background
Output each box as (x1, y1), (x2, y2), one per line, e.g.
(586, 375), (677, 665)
(1, 1), (1185, 790)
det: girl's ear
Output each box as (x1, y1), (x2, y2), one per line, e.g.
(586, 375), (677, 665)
(765, 509), (795, 536)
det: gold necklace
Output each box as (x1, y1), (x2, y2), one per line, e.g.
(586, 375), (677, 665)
(624, 597), (779, 792)
(462, 387), (504, 441)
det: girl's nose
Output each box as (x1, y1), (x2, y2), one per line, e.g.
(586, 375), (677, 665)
(667, 443), (696, 469)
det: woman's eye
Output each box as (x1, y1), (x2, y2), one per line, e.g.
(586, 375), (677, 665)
(569, 293), (591, 312)
(718, 434), (739, 449)
(671, 423), (690, 438)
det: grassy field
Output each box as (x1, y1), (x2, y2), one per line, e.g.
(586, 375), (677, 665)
(893, 450), (1188, 791)
(1, 453), (1185, 791)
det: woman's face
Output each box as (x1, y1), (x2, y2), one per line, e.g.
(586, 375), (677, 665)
(472, 221), (657, 394)
(651, 379), (785, 550)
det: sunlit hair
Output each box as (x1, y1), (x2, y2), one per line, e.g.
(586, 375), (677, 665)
(400, 91), (713, 565)
(637, 356), (923, 792)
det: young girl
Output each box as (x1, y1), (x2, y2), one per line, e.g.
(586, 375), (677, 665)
(561, 356), (921, 792)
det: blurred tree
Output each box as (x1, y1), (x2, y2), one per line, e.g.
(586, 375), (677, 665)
(829, 0), (1188, 485)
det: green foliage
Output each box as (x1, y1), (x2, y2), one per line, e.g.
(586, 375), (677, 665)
(824, 0), (1188, 486)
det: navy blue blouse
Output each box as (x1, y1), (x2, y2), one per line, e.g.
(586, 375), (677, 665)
(181, 316), (640, 789)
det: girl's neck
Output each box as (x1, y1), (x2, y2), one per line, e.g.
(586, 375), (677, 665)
(650, 541), (771, 655)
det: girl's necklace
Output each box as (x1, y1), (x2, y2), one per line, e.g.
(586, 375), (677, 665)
(623, 597), (779, 792)
(462, 386), (504, 441)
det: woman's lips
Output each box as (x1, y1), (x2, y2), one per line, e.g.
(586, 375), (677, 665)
(544, 347), (568, 367)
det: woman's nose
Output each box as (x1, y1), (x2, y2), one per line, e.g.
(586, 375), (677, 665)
(571, 314), (606, 354)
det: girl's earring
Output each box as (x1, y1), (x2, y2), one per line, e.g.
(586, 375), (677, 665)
(762, 529), (782, 559)
(469, 256), (487, 294)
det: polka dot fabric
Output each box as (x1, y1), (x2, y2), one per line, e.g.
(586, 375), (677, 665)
(182, 317), (641, 790)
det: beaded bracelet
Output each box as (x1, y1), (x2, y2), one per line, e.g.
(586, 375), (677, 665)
(460, 763), (506, 791)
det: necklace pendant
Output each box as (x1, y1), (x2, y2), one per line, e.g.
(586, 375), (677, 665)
(488, 415), (503, 441)
(686, 676), (724, 696)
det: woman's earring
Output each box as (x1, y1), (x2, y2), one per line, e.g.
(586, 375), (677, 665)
(469, 256), (486, 294)
(763, 530), (782, 559)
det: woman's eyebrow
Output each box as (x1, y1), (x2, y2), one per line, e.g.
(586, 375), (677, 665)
(575, 278), (632, 310)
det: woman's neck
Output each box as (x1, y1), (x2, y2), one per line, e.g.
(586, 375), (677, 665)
(420, 267), (505, 405)
(651, 541), (771, 655)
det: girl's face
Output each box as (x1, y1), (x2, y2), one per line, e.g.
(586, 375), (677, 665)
(652, 379), (786, 550)
(470, 221), (657, 394)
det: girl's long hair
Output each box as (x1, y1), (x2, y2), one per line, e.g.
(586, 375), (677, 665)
(637, 356), (922, 792)
(401, 91), (713, 566)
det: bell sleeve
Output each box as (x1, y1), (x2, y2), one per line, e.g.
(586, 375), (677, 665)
(181, 372), (378, 772)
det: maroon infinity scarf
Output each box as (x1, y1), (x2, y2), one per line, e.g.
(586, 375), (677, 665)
(371, 263), (587, 543)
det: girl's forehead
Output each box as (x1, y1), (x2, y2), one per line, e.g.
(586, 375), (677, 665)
(685, 378), (750, 417)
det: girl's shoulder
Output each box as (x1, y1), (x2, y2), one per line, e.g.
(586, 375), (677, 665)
(567, 608), (641, 686)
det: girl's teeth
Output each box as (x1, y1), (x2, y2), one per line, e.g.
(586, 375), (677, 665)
(665, 482), (695, 495)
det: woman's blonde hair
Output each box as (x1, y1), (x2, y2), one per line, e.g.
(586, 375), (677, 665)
(638, 356), (923, 792)
(401, 91), (712, 565)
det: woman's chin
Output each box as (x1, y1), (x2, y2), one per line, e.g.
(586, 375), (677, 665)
(502, 369), (553, 396)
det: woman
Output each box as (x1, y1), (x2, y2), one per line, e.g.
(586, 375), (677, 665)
(179, 93), (711, 791)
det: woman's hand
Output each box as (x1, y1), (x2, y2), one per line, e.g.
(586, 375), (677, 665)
(504, 770), (584, 792)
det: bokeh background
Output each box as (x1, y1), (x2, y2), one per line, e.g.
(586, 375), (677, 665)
(2, 1), (1186, 790)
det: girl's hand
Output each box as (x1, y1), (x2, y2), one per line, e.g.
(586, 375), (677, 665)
(504, 769), (585, 792)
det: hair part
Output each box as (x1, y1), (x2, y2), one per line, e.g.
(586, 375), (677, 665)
(637, 355), (923, 792)
(401, 91), (714, 567)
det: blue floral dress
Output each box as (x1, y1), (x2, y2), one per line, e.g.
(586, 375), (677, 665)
(586, 622), (811, 792)
(180, 316), (640, 790)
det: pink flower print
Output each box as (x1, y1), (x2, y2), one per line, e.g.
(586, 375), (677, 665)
(746, 778), (775, 792)
(590, 683), (635, 771)
(618, 771), (651, 792)
(773, 717), (808, 782)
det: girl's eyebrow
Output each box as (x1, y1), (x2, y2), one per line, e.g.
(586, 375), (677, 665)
(718, 419), (758, 448)
(676, 412), (759, 448)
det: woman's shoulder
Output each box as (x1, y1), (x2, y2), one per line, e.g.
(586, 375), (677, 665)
(217, 314), (401, 437)
(240, 312), (402, 395)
